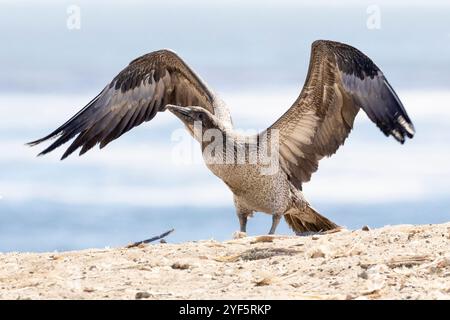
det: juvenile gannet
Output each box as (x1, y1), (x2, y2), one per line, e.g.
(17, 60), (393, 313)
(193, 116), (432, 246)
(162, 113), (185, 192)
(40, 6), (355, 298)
(28, 40), (415, 234)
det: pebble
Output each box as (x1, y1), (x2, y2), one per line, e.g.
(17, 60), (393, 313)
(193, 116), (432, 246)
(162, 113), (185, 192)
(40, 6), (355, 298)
(171, 262), (190, 270)
(358, 271), (369, 279)
(310, 249), (326, 259)
(135, 291), (151, 299)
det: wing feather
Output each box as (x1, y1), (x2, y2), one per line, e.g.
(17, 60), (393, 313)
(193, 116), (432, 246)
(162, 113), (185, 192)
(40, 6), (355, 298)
(266, 40), (415, 189)
(28, 49), (216, 159)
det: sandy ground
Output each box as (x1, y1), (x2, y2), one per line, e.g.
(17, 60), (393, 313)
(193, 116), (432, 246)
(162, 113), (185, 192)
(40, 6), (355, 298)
(1, 223), (449, 300)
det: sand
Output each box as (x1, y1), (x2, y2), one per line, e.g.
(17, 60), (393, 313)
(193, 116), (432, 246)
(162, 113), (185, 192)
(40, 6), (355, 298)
(1, 223), (449, 300)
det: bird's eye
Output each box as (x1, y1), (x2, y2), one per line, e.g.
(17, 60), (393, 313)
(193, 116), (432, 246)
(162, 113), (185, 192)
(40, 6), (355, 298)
(197, 113), (204, 121)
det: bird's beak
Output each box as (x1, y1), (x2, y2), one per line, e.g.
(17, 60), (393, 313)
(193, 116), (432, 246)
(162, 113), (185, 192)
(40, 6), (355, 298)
(167, 105), (193, 122)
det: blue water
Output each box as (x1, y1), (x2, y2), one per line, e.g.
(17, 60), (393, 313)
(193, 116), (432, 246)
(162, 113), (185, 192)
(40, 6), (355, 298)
(1, 1), (450, 252)
(1, 200), (449, 252)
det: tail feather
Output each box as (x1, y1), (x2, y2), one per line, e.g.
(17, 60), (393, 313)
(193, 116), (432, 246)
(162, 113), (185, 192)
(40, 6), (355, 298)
(284, 205), (338, 234)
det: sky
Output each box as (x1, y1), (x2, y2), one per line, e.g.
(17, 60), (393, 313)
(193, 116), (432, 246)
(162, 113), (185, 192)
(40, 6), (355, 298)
(1, 0), (450, 93)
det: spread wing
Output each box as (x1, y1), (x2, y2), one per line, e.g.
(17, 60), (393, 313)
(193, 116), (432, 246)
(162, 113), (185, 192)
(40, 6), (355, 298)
(267, 40), (415, 189)
(28, 49), (215, 159)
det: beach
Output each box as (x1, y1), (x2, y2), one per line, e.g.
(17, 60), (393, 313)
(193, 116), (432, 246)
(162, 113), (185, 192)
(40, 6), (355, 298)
(1, 222), (449, 300)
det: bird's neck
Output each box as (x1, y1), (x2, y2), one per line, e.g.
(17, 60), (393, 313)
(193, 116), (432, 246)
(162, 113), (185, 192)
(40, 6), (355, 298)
(198, 126), (260, 160)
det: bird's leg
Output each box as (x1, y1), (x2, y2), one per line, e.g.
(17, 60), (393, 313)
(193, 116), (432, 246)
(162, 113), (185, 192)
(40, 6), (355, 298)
(237, 213), (248, 233)
(233, 197), (253, 234)
(268, 213), (282, 234)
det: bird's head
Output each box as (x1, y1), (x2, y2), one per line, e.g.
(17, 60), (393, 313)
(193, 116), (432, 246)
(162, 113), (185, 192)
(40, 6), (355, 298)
(167, 105), (223, 138)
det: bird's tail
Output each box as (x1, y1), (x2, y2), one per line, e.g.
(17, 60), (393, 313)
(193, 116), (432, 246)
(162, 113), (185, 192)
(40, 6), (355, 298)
(284, 204), (339, 234)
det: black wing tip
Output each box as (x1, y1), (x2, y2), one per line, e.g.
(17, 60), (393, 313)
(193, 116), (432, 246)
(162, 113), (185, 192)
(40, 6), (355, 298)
(60, 147), (79, 160)
(60, 145), (77, 160)
(398, 115), (415, 141)
(405, 127), (415, 139)
(38, 144), (61, 159)
(27, 131), (82, 160)
(389, 120), (415, 144)
(26, 140), (40, 147)
(26, 135), (54, 147)
(26, 134), (60, 157)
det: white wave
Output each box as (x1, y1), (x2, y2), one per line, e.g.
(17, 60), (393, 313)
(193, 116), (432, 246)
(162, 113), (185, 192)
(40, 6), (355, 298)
(0, 180), (232, 207)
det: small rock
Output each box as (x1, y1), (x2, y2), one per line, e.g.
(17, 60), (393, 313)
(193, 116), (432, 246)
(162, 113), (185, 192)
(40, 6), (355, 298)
(348, 248), (363, 256)
(224, 269), (234, 275)
(255, 277), (272, 286)
(171, 262), (190, 270)
(428, 256), (450, 273)
(358, 271), (369, 279)
(312, 236), (320, 240)
(362, 225), (370, 231)
(135, 292), (152, 299)
(436, 257), (450, 268)
(160, 239), (167, 244)
(310, 249), (325, 259)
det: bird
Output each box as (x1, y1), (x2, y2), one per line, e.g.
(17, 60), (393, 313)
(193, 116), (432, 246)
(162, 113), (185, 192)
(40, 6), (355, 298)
(28, 40), (415, 235)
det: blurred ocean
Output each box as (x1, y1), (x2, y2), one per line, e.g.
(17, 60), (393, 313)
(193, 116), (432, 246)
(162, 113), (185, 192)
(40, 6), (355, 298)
(0, 0), (449, 252)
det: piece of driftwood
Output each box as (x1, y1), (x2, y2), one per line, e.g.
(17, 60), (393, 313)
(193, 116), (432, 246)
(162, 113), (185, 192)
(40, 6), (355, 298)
(126, 229), (175, 248)
(386, 255), (432, 268)
(359, 255), (432, 269)
(214, 247), (301, 262)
